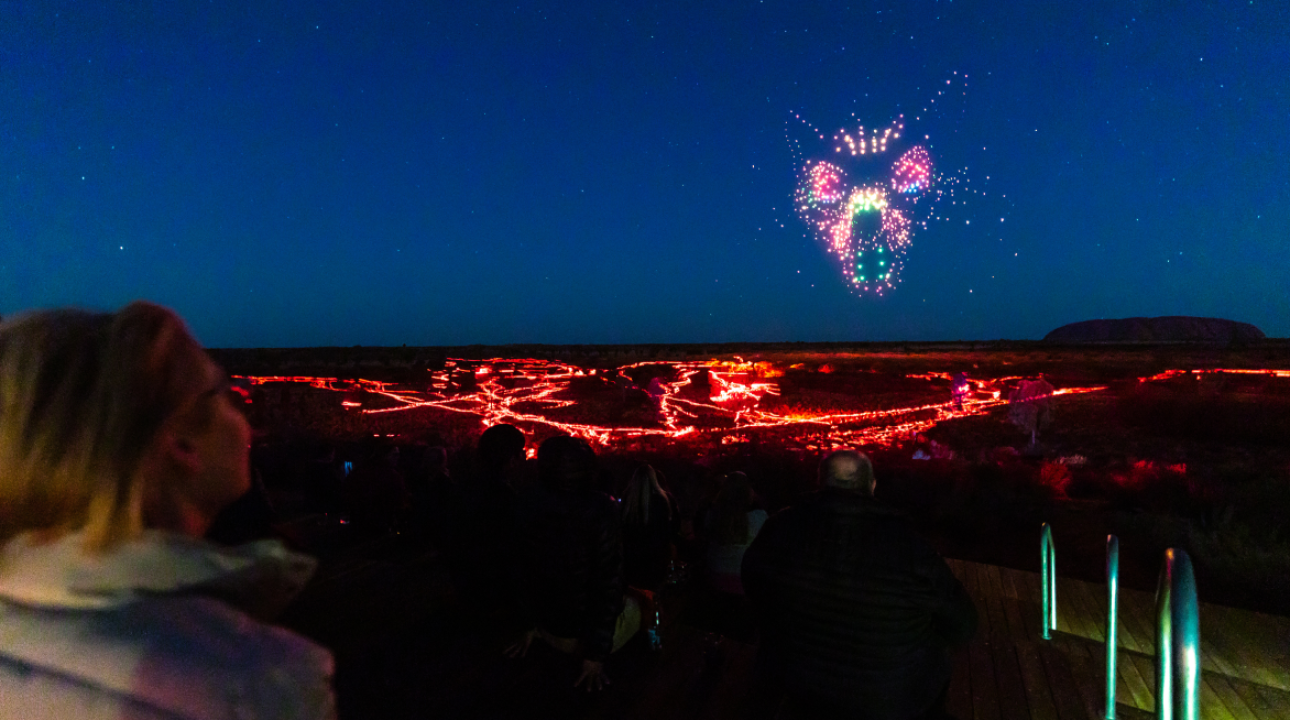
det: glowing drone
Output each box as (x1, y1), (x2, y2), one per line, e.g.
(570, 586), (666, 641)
(793, 114), (936, 296)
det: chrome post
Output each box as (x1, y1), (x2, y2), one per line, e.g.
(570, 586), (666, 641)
(1041, 522), (1056, 640)
(1106, 535), (1120, 719)
(1155, 548), (1200, 720)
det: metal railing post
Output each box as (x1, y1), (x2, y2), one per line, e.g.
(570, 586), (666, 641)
(1041, 522), (1056, 640)
(1106, 535), (1120, 719)
(1155, 548), (1200, 720)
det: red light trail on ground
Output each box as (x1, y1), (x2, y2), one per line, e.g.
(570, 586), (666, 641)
(236, 364), (1289, 451)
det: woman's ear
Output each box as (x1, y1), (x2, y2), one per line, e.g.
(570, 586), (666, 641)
(145, 423), (204, 479)
(139, 422), (212, 536)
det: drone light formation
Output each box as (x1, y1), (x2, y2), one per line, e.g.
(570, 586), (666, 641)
(788, 73), (990, 296)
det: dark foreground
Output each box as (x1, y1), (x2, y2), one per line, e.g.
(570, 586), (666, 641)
(277, 534), (1290, 720)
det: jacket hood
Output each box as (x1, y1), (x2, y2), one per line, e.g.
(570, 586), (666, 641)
(0, 531), (316, 620)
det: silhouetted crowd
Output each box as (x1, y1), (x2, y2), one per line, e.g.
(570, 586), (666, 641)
(0, 301), (974, 720)
(202, 423), (977, 719)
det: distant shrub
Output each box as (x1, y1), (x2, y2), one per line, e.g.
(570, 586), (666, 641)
(1038, 460), (1071, 498)
(1116, 383), (1290, 446)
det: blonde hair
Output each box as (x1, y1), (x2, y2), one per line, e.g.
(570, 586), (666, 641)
(0, 301), (210, 551)
(621, 464), (671, 529)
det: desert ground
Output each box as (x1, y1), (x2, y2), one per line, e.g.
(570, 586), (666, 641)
(211, 340), (1290, 616)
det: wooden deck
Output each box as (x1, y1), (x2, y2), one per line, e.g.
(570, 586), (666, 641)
(287, 547), (1290, 719)
(943, 558), (1290, 720)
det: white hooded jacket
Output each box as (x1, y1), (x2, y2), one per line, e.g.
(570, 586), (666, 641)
(0, 531), (335, 720)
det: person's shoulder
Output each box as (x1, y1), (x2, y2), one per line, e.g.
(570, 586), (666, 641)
(0, 595), (334, 720)
(144, 596), (335, 716)
(144, 595), (332, 671)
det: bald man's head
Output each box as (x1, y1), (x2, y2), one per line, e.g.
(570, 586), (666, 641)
(819, 450), (876, 495)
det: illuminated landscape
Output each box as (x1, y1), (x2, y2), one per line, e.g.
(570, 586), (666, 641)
(211, 342), (1290, 613)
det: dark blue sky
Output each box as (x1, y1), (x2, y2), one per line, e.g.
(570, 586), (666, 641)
(4, 1), (1287, 346)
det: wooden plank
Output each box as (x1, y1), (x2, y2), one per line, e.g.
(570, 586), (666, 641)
(1110, 649), (1252, 720)
(1113, 587), (1156, 660)
(960, 566), (1004, 720)
(1072, 578), (1108, 644)
(1125, 652), (1156, 715)
(1204, 604), (1290, 691)
(1057, 578), (1101, 644)
(1105, 584), (1148, 656)
(948, 647), (974, 720)
(1117, 584), (1228, 691)
(1067, 635), (1120, 715)
(1209, 604), (1290, 688)
(981, 568), (1013, 644)
(1015, 641), (1060, 720)
(1115, 649), (1155, 713)
(1037, 641), (1091, 720)
(1074, 579), (1110, 645)
(1228, 676), (1277, 720)
(1198, 671), (1240, 720)
(1017, 566), (1051, 641)
(963, 561), (994, 640)
(985, 564), (1023, 640)
(1115, 587), (1165, 667)
(1195, 602), (1265, 684)
(1052, 576), (1076, 638)
(1002, 595), (1035, 646)
(988, 637), (1032, 720)
(997, 566), (1026, 601)
(1003, 568), (1046, 644)
(1231, 610), (1290, 690)
(1204, 672), (1260, 720)
(969, 635), (1003, 720)
(1057, 634), (1108, 720)
(1251, 683), (1290, 720)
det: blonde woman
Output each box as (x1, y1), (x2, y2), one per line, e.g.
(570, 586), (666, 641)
(704, 471), (767, 596)
(620, 464), (679, 591)
(0, 302), (335, 720)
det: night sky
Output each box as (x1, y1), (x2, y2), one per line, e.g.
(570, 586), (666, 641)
(4, 2), (1287, 347)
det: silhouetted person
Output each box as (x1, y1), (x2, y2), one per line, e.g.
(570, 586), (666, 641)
(342, 441), (407, 540)
(300, 441), (345, 515)
(704, 471), (766, 596)
(743, 450), (976, 720)
(505, 435), (635, 692)
(447, 425), (525, 615)
(951, 372), (969, 411)
(620, 464), (680, 591)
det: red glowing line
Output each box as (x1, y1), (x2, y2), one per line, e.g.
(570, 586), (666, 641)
(239, 364), (1283, 448)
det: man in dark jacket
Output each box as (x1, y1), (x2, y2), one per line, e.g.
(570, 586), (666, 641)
(505, 435), (628, 691)
(431, 425), (527, 617)
(742, 450), (976, 719)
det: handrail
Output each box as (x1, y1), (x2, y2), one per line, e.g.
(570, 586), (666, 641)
(1155, 548), (1200, 720)
(1106, 535), (1120, 719)
(1041, 522), (1057, 640)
